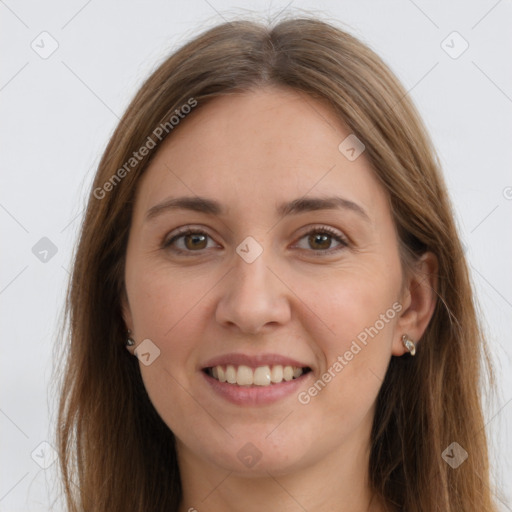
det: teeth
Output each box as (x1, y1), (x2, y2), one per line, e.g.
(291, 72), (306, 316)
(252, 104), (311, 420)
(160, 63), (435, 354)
(237, 365), (253, 386)
(253, 366), (271, 386)
(208, 364), (306, 386)
(270, 365), (283, 383)
(226, 365), (237, 384)
(292, 367), (303, 379)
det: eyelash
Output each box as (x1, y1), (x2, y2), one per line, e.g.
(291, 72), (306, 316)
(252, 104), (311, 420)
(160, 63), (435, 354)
(162, 225), (349, 256)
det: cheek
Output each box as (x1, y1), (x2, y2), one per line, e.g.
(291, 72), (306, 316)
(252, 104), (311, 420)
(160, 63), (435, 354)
(125, 262), (212, 406)
(126, 259), (210, 342)
(305, 259), (401, 356)
(129, 266), (213, 436)
(295, 267), (401, 434)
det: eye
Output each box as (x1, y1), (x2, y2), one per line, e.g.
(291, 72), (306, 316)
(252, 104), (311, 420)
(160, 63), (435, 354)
(163, 228), (219, 253)
(294, 226), (348, 253)
(162, 226), (347, 255)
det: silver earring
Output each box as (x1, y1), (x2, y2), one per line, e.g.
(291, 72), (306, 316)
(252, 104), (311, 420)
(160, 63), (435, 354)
(401, 334), (416, 356)
(126, 330), (135, 347)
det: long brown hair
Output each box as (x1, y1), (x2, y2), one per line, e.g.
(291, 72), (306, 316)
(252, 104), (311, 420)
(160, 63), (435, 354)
(56, 17), (497, 511)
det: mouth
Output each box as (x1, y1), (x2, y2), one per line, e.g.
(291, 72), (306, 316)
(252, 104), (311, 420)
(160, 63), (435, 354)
(203, 364), (312, 387)
(200, 353), (314, 405)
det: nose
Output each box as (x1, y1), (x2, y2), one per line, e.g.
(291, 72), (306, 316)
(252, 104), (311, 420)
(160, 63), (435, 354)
(215, 252), (292, 334)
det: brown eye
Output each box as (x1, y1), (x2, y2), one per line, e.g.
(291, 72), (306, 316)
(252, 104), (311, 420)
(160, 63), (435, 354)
(308, 233), (332, 250)
(183, 233), (208, 250)
(164, 229), (219, 253)
(294, 227), (348, 253)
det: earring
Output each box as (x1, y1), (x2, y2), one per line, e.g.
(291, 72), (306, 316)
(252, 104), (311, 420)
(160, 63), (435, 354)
(401, 334), (416, 356)
(126, 330), (135, 347)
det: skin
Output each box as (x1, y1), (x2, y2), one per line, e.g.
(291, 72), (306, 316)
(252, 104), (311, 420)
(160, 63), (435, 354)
(122, 86), (437, 512)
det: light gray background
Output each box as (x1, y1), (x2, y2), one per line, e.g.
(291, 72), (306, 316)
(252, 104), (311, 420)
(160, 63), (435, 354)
(1, 0), (511, 510)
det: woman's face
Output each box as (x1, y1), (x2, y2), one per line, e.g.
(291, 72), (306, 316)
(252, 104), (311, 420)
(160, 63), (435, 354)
(123, 86), (410, 475)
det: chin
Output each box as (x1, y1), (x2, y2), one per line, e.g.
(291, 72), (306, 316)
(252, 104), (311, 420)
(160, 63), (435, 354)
(209, 449), (309, 477)
(189, 429), (315, 477)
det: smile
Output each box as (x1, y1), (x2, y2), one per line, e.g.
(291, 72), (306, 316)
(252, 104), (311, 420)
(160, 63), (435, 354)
(205, 364), (311, 387)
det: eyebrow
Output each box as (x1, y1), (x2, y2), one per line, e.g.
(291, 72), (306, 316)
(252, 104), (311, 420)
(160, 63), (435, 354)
(145, 195), (370, 222)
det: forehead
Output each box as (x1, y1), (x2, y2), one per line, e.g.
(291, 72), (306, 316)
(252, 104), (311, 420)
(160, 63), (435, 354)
(133, 86), (389, 223)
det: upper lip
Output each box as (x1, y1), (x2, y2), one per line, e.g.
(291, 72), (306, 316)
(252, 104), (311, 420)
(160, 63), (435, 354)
(201, 353), (312, 370)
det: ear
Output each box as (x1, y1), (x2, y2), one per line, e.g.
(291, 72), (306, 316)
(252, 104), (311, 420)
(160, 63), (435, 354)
(392, 251), (438, 356)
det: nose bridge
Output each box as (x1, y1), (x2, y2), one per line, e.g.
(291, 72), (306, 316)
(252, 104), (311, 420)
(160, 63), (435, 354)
(231, 244), (276, 305)
(215, 241), (291, 333)
(232, 232), (273, 288)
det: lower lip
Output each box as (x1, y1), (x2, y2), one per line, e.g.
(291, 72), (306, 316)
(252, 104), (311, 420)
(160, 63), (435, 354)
(202, 370), (312, 406)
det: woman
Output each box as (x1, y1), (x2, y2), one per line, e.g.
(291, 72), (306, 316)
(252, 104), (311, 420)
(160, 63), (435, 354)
(57, 17), (497, 511)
